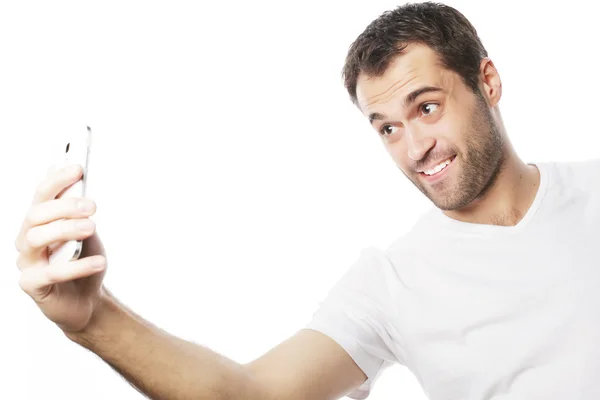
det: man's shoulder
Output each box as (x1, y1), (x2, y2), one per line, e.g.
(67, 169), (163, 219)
(548, 157), (600, 171)
(545, 157), (600, 188)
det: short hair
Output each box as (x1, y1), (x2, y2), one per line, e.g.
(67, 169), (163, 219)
(343, 2), (489, 105)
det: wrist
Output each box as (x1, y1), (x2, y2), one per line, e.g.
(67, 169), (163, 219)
(65, 287), (117, 346)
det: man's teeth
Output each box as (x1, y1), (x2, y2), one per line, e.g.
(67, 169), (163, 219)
(424, 158), (452, 176)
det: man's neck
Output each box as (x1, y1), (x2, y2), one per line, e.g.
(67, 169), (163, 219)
(443, 156), (541, 227)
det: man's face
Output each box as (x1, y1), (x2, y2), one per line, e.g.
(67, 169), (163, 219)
(356, 43), (504, 211)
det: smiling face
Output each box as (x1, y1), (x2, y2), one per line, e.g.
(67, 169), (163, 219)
(356, 43), (505, 211)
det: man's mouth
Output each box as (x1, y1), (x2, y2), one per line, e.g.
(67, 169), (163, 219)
(421, 155), (456, 176)
(418, 155), (457, 183)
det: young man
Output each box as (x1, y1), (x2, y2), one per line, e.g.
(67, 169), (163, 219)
(14, 2), (600, 399)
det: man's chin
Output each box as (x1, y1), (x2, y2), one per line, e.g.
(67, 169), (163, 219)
(426, 193), (450, 210)
(422, 186), (463, 211)
(408, 174), (463, 210)
(431, 198), (458, 211)
(428, 187), (480, 211)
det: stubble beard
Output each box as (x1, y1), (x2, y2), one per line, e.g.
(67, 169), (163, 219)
(406, 94), (505, 211)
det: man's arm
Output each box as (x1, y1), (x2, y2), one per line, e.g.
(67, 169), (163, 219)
(244, 328), (368, 400)
(67, 288), (367, 400)
(15, 165), (369, 400)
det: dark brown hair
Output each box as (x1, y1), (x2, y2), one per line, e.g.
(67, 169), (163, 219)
(343, 2), (488, 105)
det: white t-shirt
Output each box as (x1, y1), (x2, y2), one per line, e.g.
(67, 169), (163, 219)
(305, 159), (600, 400)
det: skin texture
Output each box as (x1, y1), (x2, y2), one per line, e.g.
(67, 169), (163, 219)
(356, 43), (540, 226)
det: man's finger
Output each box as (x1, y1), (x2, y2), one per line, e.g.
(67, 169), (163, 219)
(32, 164), (83, 205)
(18, 255), (107, 301)
(16, 197), (95, 255)
(16, 164), (85, 252)
(21, 218), (96, 256)
(46, 163), (60, 178)
(26, 198), (96, 228)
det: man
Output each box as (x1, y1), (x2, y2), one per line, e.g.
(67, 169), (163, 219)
(14, 2), (600, 399)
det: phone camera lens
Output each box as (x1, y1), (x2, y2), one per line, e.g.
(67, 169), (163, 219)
(66, 143), (70, 153)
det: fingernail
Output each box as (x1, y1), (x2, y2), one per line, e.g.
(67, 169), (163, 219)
(75, 219), (95, 231)
(90, 257), (106, 270)
(77, 200), (95, 212)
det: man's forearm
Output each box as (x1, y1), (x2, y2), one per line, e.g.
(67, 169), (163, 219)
(66, 288), (260, 400)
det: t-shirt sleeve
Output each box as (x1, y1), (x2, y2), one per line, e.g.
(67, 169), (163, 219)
(304, 247), (398, 399)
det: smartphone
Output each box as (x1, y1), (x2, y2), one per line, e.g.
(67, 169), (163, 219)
(48, 126), (92, 264)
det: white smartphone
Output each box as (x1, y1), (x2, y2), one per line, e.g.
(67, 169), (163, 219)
(48, 126), (92, 264)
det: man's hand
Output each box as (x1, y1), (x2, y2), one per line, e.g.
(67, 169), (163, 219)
(14, 164), (108, 333)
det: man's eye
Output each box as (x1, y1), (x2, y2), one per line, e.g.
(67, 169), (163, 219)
(380, 125), (399, 136)
(420, 103), (439, 116)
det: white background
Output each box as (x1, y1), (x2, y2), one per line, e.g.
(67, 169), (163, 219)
(1, 0), (598, 399)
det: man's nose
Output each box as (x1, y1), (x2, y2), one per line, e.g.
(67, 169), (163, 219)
(406, 128), (436, 161)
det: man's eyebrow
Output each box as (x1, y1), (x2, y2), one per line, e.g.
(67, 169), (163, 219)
(368, 85), (444, 125)
(403, 86), (444, 108)
(368, 112), (386, 125)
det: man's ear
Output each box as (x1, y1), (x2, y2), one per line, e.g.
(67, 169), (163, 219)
(479, 57), (502, 107)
